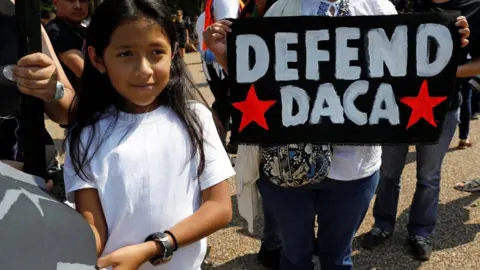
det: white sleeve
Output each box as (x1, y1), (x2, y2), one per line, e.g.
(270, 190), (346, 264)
(213, 0), (239, 20)
(195, 13), (205, 47)
(373, 0), (398, 15)
(191, 103), (235, 190)
(63, 137), (97, 203)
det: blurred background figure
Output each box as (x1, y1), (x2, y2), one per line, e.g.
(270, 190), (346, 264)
(41, 9), (55, 26)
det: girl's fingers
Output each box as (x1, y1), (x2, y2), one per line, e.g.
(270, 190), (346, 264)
(461, 39), (469, 48)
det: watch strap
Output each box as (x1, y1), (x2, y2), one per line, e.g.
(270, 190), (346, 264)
(164, 230), (178, 251)
(145, 232), (174, 266)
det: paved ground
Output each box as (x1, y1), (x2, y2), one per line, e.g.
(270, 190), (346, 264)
(46, 53), (480, 270)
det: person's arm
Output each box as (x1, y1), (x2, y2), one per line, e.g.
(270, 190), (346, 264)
(457, 58), (480, 77)
(113, 180), (231, 261)
(46, 24), (85, 79)
(41, 25), (75, 125)
(58, 49), (85, 78)
(457, 20), (480, 78)
(75, 188), (109, 257)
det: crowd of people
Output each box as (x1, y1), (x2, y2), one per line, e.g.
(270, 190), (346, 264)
(0, 0), (479, 270)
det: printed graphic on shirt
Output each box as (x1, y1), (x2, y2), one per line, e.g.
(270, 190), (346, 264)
(226, 13), (461, 145)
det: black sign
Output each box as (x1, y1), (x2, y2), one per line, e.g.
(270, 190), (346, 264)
(227, 12), (461, 145)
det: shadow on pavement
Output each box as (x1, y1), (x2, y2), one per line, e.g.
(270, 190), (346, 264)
(353, 193), (480, 269)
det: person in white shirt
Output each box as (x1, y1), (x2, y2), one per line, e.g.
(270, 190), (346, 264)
(198, 0), (240, 152)
(63, 1), (234, 269)
(203, 0), (471, 269)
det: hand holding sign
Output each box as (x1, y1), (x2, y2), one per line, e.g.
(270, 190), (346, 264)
(202, 20), (232, 72)
(12, 53), (59, 102)
(227, 13), (462, 145)
(455, 16), (470, 48)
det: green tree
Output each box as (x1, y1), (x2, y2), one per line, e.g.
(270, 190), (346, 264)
(41, 0), (55, 12)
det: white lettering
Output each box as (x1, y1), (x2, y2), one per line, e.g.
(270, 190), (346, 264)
(275, 32), (299, 81)
(416, 23), (453, 77)
(343, 80), (369, 125)
(305, 30), (330, 80)
(310, 83), (344, 124)
(335, 27), (361, 80)
(368, 26), (408, 78)
(369, 83), (400, 125)
(236, 34), (270, 83)
(280, 86), (310, 127)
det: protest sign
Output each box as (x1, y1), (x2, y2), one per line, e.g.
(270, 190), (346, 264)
(227, 12), (461, 145)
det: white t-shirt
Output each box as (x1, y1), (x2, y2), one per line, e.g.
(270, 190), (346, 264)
(288, 0), (396, 181)
(63, 103), (235, 270)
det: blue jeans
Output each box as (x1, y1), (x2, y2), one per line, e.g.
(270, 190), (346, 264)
(373, 109), (459, 237)
(459, 85), (472, 140)
(259, 181), (282, 250)
(257, 171), (379, 270)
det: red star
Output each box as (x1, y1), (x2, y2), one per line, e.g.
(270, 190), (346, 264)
(400, 80), (447, 129)
(232, 85), (277, 132)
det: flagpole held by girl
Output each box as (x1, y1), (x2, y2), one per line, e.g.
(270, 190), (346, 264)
(63, 1), (235, 269)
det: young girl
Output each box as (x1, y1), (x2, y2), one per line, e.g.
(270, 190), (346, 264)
(63, 0), (234, 269)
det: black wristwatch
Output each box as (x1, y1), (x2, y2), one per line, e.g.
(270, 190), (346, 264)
(144, 232), (175, 266)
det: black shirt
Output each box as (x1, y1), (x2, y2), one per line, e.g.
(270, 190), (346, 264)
(175, 20), (187, 43)
(0, 0), (21, 159)
(45, 17), (86, 91)
(415, 0), (480, 110)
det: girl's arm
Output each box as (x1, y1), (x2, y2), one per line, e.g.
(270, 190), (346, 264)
(75, 188), (108, 257)
(168, 181), (232, 247)
(134, 180), (232, 262)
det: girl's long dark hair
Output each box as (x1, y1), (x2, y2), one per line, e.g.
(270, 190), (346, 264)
(67, 0), (216, 181)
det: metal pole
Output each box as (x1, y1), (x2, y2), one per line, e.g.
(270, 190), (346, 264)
(16, 0), (46, 179)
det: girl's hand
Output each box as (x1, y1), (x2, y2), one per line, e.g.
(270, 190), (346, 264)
(203, 20), (232, 57)
(455, 16), (470, 48)
(96, 243), (150, 270)
(12, 53), (59, 102)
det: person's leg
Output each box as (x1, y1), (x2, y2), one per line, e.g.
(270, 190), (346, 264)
(257, 174), (316, 270)
(316, 172), (379, 270)
(178, 42), (186, 58)
(373, 145), (409, 231)
(458, 85), (472, 148)
(407, 109), (459, 260)
(362, 145), (408, 249)
(409, 109), (459, 237)
(471, 90), (480, 118)
(262, 201), (282, 250)
(257, 191), (282, 269)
